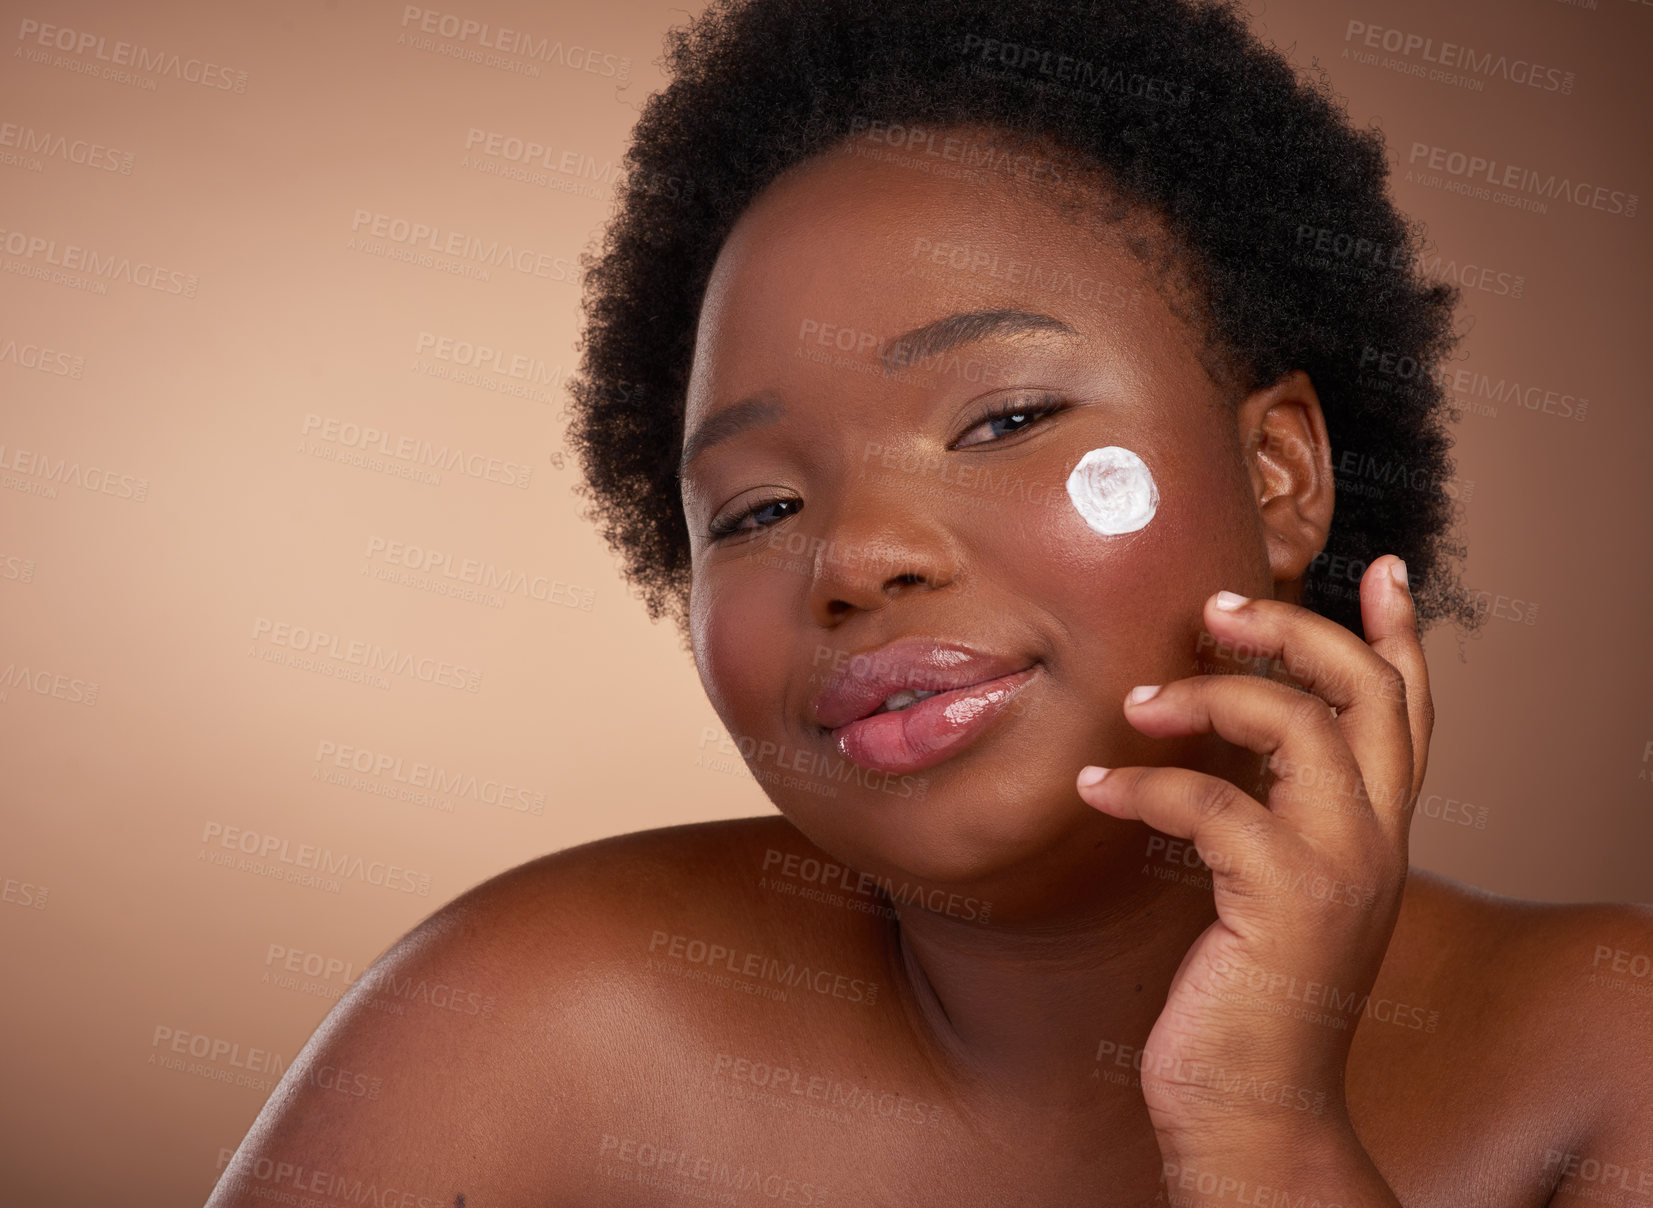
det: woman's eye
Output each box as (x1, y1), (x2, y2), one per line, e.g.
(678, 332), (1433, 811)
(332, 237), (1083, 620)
(953, 395), (1067, 449)
(708, 496), (801, 540)
(705, 396), (1064, 540)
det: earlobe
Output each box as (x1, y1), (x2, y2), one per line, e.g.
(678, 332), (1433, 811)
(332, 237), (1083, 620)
(1236, 370), (1335, 588)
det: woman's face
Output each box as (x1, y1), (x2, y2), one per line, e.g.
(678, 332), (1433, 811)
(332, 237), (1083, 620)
(678, 128), (1280, 899)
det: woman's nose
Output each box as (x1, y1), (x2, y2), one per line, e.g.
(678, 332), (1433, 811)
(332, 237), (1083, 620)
(802, 494), (961, 627)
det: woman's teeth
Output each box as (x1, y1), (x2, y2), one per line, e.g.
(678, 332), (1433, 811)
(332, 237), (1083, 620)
(872, 688), (940, 716)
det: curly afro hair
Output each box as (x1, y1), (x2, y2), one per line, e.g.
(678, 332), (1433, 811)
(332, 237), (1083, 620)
(565, 0), (1480, 649)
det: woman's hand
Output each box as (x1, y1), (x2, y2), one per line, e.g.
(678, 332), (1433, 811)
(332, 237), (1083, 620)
(1074, 555), (1431, 1197)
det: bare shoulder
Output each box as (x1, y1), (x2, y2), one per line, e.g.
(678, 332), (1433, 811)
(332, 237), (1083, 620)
(1390, 864), (1653, 1053)
(1354, 865), (1653, 1203)
(206, 815), (827, 1207)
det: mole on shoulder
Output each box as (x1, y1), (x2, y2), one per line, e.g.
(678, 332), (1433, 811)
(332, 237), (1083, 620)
(454, 1196), (465, 1208)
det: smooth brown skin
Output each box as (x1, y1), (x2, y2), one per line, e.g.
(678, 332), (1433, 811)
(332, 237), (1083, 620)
(208, 130), (1653, 1207)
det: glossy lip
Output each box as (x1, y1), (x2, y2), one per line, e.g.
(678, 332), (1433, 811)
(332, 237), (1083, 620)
(809, 638), (1039, 775)
(826, 665), (1039, 776)
(811, 638), (1036, 731)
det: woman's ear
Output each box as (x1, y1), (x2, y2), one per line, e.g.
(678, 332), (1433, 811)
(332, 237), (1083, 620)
(1235, 370), (1335, 595)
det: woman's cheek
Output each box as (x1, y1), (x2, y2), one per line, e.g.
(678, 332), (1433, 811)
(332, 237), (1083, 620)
(690, 570), (773, 733)
(1005, 444), (1170, 593)
(989, 443), (1195, 692)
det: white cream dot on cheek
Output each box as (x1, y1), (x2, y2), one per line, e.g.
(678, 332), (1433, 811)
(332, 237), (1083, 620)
(1065, 446), (1158, 536)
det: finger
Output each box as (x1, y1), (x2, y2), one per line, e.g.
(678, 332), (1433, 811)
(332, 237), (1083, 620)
(1358, 555), (1435, 808)
(1118, 674), (1373, 837)
(1199, 591), (1414, 821)
(1077, 763), (1285, 919)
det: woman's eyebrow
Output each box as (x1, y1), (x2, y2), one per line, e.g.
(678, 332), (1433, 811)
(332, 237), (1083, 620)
(679, 392), (785, 478)
(678, 309), (1077, 478)
(880, 308), (1077, 373)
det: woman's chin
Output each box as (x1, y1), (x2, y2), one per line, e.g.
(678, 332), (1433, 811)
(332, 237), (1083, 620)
(773, 790), (1119, 903)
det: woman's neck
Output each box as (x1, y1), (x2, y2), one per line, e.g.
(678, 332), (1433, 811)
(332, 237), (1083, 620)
(883, 828), (1221, 1101)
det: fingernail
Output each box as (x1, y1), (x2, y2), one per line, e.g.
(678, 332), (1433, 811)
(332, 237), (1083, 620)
(1389, 558), (1409, 592)
(1077, 765), (1110, 788)
(1126, 684), (1161, 705)
(1213, 590), (1248, 612)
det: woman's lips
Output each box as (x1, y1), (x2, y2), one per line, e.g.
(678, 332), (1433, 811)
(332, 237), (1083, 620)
(829, 666), (1038, 776)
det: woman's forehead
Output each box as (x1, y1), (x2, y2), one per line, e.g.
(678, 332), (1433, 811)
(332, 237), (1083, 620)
(714, 130), (1124, 279)
(684, 145), (1193, 425)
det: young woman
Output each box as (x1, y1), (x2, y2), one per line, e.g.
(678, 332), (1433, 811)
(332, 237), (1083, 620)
(207, 0), (1652, 1204)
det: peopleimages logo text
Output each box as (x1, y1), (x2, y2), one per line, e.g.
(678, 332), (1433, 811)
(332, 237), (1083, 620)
(398, 7), (630, 80)
(1407, 143), (1638, 217)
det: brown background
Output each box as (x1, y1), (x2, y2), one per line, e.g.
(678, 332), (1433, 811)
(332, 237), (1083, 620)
(0, 0), (1647, 1202)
